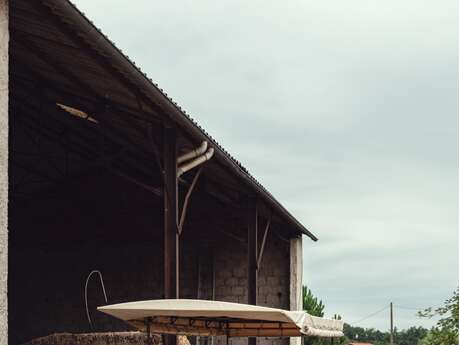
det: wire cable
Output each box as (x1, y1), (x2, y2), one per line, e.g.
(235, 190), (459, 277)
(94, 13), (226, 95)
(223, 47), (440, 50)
(350, 305), (390, 325)
(85, 270), (108, 329)
(349, 303), (440, 327)
(396, 306), (423, 311)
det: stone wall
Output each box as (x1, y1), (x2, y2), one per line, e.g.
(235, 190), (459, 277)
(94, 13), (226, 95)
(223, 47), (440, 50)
(0, 1), (8, 345)
(23, 332), (162, 345)
(23, 332), (193, 345)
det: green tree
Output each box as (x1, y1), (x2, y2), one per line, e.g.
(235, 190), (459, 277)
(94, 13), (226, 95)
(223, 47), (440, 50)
(419, 329), (459, 345)
(418, 286), (459, 345)
(303, 286), (325, 317)
(397, 326), (428, 345)
(343, 324), (389, 343)
(343, 324), (428, 345)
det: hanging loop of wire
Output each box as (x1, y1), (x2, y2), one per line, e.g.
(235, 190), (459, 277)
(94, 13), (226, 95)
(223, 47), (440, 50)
(85, 270), (108, 329)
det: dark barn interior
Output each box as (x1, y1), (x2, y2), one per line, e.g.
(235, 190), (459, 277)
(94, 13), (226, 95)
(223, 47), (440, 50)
(7, 1), (316, 345)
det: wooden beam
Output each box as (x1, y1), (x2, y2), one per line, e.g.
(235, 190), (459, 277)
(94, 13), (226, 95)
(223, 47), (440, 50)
(247, 196), (258, 306)
(11, 66), (162, 126)
(35, 1), (317, 241)
(12, 35), (149, 140)
(36, 1), (154, 110)
(129, 318), (300, 337)
(257, 215), (271, 270)
(137, 316), (298, 329)
(247, 196), (258, 345)
(12, 95), (162, 188)
(178, 167), (202, 235)
(163, 127), (178, 345)
(163, 126), (179, 299)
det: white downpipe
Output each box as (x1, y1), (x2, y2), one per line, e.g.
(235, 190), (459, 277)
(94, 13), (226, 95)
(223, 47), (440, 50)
(177, 141), (208, 164)
(177, 148), (214, 177)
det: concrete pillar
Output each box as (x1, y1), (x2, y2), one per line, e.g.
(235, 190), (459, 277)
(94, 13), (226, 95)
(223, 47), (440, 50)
(289, 236), (303, 345)
(0, 0), (7, 343)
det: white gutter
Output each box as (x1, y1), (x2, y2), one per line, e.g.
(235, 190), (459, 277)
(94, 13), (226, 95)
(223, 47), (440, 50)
(178, 148), (214, 177)
(177, 141), (208, 164)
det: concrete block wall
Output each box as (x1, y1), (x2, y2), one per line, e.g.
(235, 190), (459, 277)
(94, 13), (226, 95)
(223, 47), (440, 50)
(212, 232), (290, 345)
(9, 240), (198, 345)
(196, 248), (214, 300)
(214, 233), (289, 308)
(258, 236), (290, 310)
(0, 1), (8, 345)
(9, 242), (160, 344)
(8, 224), (296, 345)
(256, 235), (291, 345)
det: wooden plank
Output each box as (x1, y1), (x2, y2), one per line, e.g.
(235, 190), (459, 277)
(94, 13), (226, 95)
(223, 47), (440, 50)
(130, 319), (301, 337)
(229, 329), (301, 337)
(133, 317), (297, 329)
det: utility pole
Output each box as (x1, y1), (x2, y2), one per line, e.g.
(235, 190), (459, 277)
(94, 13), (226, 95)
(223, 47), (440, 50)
(390, 302), (394, 345)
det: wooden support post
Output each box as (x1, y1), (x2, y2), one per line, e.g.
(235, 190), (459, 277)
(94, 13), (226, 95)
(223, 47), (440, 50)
(0, 1), (8, 344)
(163, 126), (179, 298)
(163, 127), (178, 345)
(247, 196), (258, 345)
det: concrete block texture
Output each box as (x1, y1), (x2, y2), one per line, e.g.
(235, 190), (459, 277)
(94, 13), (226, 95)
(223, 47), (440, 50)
(213, 233), (290, 345)
(0, 1), (8, 345)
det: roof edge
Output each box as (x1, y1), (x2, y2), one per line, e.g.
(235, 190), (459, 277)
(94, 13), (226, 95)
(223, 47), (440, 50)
(47, 0), (318, 241)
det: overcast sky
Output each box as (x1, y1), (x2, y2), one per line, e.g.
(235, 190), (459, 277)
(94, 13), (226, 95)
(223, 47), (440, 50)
(73, 0), (459, 331)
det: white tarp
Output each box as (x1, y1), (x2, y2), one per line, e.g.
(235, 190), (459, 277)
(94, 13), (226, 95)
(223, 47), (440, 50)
(98, 299), (344, 338)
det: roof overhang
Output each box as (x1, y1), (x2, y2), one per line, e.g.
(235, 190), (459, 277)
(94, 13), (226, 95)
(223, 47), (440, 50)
(10, 0), (318, 241)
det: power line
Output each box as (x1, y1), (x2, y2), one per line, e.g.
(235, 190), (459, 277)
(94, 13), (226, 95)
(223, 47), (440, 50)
(396, 306), (423, 311)
(350, 305), (390, 325)
(349, 303), (440, 327)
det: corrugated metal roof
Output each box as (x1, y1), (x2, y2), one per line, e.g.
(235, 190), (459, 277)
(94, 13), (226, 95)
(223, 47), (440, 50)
(21, 0), (318, 241)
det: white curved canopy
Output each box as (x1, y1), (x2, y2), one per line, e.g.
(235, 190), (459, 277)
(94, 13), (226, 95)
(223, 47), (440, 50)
(98, 299), (344, 338)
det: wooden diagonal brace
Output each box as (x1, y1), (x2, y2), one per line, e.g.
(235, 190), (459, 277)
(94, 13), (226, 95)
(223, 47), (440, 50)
(257, 214), (272, 270)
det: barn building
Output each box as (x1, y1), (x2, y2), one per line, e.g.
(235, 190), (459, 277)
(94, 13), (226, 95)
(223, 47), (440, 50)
(0, 1), (318, 345)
